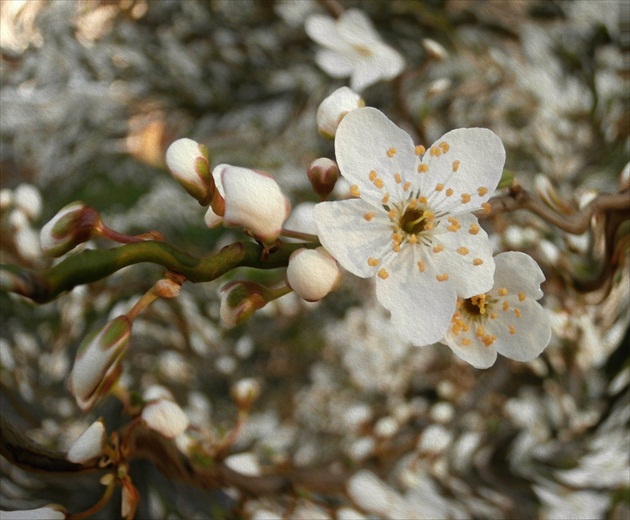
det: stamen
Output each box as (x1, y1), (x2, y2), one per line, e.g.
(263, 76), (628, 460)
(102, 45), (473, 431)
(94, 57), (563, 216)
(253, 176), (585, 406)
(468, 224), (480, 235)
(514, 308), (522, 318)
(509, 325), (516, 335)
(452, 160), (460, 172)
(461, 193), (471, 204)
(363, 212), (376, 221)
(447, 216), (460, 232)
(436, 273), (449, 282)
(418, 164), (429, 173)
(407, 198), (418, 209)
(388, 209), (397, 219)
(498, 288), (508, 296)
(369, 170), (378, 181)
(439, 141), (450, 153)
(429, 146), (442, 157)
(461, 338), (472, 346)
(518, 292), (526, 301)
(409, 234), (418, 244)
(482, 202), (491, 215)
(378, 268), (389, 279)
(403, 181), (411, 191)
(445, 188), (454, 197)
(418, 196), (428, 204)
(367, 257), (380, 267)
(394, 173), (402, 184)
(350, 185), (360, 197)
(373, 178), (384, 189)
(473, 258), (483, 266)
(435, 183), (444, 192)
(433, 244), (444, 253)
(417, 260), (426, 272)
(482, 334), (496, 347)
(386, 147), (397, 158)
(503, 301), (510, 311)
(477, 187), (488, 196)
(415, 145), (426, 156)
(490, 313), (498, 320)
(382, 193), (390, 204)
(457, 247), (469, 255)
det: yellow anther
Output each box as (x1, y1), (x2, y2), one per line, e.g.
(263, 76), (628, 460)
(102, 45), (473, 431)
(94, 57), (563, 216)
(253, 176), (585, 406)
(367, 257), (380, 267)
(514, 308), (522, 318)
(378, 268), (389, 279)
(373, 178), (384, 189)
(473, 258), (483, 266)
(435, 183), (444, 192)
(503, 301), (510, 311)
(394, 173), (402, 184)
(418, 196), (427, 204)
(498, 288), (508, 296)
(417, 260), (426, 272)
(388, 209), (397, 219)
(423, 221), (435, 231)
(445, 188), (454, 197)
(452, 160), (460, 172)
(457, 247), (469, 255)
(469, 224), (480, 235)
(407, 198), (418, 209)
(393, 243), (401, 252)
(418, 163), (429, 173)
(436, 273), (449, 282)
(461, 193), (471, 204)
(350, 185), (360, 197)
(409, 234), (418, 244)
(392, 232), (403, 244)
(490, 312), (498, 320)
(461, 338), (472, 347)
(433, 244), (444, 253)
(477, 186), (488, 196)
(447, 216), (460, 232)
(382, 193), (390, 204)
(423, 210), (435, 221)
(429, 146), (442, 157)
(476, 325), (485, 337)
(386, 147), (397, 158)
(482, 202), (491, 215)
(509, 325), (516, 335)
(363, 212), (377, 221)
(415, 145), (426, 155)
(369, 170), (378, 181)
(482, 334), (496, 347)
(439, 141), (450, 153)
(518, 292), (526, 301)
(403, 181), (411, 191)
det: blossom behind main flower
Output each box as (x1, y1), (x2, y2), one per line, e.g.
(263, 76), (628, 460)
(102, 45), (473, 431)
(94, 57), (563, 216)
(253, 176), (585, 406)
(314, 108), (506, 346)
(305, 9), (405, 92)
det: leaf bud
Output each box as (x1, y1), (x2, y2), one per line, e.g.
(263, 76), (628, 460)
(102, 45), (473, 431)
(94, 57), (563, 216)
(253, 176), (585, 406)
(286, 247), (341, 302)
(219, 281), (269, 327)
(40, 201), (101, 257)
(165, 138), (214, 205)
(307, 158), (339, 200)
(316, 87), (365, 140)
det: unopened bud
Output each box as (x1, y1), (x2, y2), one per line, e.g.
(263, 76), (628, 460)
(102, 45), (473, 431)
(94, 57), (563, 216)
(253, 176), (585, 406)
(307, 158), (339, 200)
(40, 201), (101, 257)
(69, 316), (131, 411)
(534, 174), (574, 215)
(165, 138), (214, 205)
(422, 38), (449, 61)
(66, 419), (106, 464)
(0, 505), (66, 520)
(219, 281), (269, 327)
(14, 184), (42, 221)
(231, 378), (261, 410)
(121, 478), (140, 520)
(317, 87), (365, 140)
(141, 398), (189, 439)
(286, 247), (341, 302)
(219, 165), (291, 245)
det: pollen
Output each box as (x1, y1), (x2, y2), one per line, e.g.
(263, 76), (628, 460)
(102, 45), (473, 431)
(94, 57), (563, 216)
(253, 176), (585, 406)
(415, 145), (426, 155)
(509, 325), (516, 335)
(461, 338), (472, 347)
(469, 224), (480, 235)
(514, 308), (522, 318)
(435, 183), (444, 192)
(373, 178), (384, 189)
(477, 186), (488, 196)
(403, 181), (411, 191)
(369, 170), (378, 181)
(388, 209), (397, 219)
(482, 202), (492, 215)
(503, 301), (510, 311)
(382, 193), (390, 204)
(363, 212), (376, 221)
(473, 258), (483, 266)
(394, 173), (402, 184)
(461, 193), (472, 204)
(378, 268), (389, 279)
(447, 216), (461, 232)
(518, 292), (526, 301)
(445, 188), (454, 197)
(433, 244), (444, 253)
(418, 164), (429, 173)
(417, 260), (426, 272)
(439, 141), (450, 153)
(350, 185), (360, 197)
(498, 288), (508, 296)
(386, 147), (397, 158)
(482, 334), (496, 347)
(429, 146), (442, 157)
(457, 247), (469, 255)
(436, 273), (449, 282)
(452, 160), (460, 172)
(367, 257), (380, 267)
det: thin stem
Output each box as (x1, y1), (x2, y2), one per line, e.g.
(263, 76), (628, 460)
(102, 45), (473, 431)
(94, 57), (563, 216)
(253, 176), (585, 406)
(68, 474), (117, 520)
(279, 229), (320, 242)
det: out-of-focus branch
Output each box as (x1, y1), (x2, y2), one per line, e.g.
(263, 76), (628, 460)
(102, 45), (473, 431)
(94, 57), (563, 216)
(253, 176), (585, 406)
(316, 0), (344, 18)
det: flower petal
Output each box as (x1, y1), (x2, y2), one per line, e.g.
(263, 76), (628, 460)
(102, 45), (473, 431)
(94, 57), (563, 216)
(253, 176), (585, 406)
(305, 14), (347, 49)
(443, 332), (499, 369)
(432, 213), (495, 298)
(335, 107), (416, 208)
(417, 128), (505, 215)
(492, 251), (546, 299)
(350, 49), (404, 92)
(314, 199), (392, 278)
(376, 246), (457, 346)
(337, 9), (383, 45)
(315, 49), (355, 78)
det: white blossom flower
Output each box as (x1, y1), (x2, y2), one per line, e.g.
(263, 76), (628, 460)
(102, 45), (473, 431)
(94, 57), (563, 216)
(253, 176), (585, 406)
(204, 164), (291, 245)
(314, 107), (505, 346)
(443, 252), (551, 368)
(66, 419), (106, 463)
(141, 398), (189, 439)
(286, 247), (341, 302)
(316, 87), (364, 139)
(305, 9), (405, 92)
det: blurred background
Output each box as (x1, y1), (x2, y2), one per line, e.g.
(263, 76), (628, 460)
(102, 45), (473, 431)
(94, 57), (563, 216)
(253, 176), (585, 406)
(0, 1), (628, 518)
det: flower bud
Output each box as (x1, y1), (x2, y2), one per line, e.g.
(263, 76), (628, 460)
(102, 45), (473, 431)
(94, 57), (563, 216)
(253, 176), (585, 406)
(40, 201), (101, 257)
(0, 505), (66, 520)
(422, 38), (449, 61)
(231, 378), (261, 410)
(66, 419), (106, 464)
(14, 184), (42, 221)
(316, 87), (365, 140)
(219, 165), (291, 245)
(219, 281), (269, 327)
(286, 247), (341, 302)
(165, 138), (214, 205)
(121, 478), (140, 520)
(141, 398), (189, 439)
(69, 316), (131, 411)
(307, 158), (339, 200)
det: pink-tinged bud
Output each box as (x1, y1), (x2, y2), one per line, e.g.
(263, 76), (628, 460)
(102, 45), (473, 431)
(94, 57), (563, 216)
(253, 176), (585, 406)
(165, 138), (214, 205)
(219, 281), (269, 327)
(0, 505), (66, 520)
(231, 378), (261, 410)
(286, 247), (341, 302)
(316, 87), (365, 140)
(40, 201), (101, 257)
(69, 316), (131, 411)
(141, 398), (189, 439)
(218, 165), (291, 245)
(66, 419), (106, 464)
(307, 158), (340, 200)
(121, 478), (140, 520)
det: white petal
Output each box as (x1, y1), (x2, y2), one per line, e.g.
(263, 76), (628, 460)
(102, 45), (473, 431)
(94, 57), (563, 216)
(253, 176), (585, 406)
(316, 87), (364, 139)
(283, 202), (318, 237)
(376, 246), (457, 346)
(492, 251), (546, 299)
(432, 213), (495, 298)
(0, 506), (66, 520)
(335, 108), (416, 208)
(314, 199), (392, 278)
(337, 9), (383, 45)
(315, 49), (355, 78)
(142, 399), (189, 439)
(66, 419), (106, 464)
(418, 128), (505, 215)
(305, 14), (347, 49)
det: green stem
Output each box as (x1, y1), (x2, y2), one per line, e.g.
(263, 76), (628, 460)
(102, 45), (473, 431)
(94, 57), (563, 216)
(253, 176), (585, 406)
(1, 240), (316, 304)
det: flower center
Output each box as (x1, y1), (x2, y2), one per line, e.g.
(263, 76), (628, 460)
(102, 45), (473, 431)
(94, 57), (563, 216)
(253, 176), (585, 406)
(399, 207), (427, 235)
(460, 294), (491, 318)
